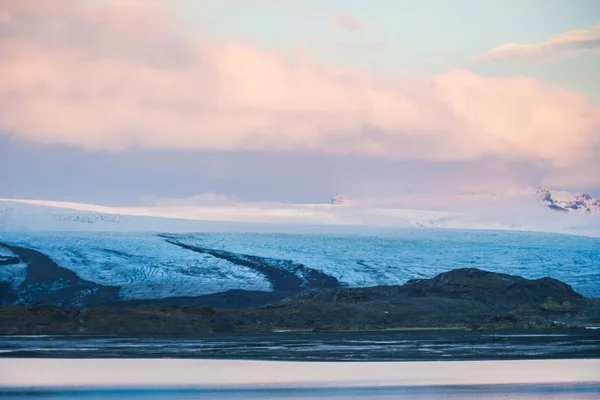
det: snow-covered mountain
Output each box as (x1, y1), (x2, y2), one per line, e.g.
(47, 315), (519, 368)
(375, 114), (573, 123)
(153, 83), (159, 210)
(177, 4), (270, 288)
(0, 198), (447, 233)
(330, 194), (357, 205)
(1, 197), (600, 304)
(537, 188), (600, 214)
(1, 195), (600, 236)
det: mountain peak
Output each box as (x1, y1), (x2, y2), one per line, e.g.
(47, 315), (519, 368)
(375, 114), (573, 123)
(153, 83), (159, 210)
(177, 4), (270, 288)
(330, 194), (353, 205)
(537, 188), (600, 214)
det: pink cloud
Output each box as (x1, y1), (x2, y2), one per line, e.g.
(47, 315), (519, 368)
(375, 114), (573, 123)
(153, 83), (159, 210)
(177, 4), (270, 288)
(332, 12), (364, 32)
(477, 22), (600, 61)
(0, 0), (599, 181)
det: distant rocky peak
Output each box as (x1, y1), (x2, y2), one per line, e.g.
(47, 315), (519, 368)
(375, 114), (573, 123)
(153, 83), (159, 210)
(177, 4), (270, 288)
(330, 194), (351, 205)
(537, 188), (600, 214)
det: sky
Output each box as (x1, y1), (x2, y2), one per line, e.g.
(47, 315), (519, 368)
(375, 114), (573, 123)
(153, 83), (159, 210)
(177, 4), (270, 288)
(0, 0), (599, 206)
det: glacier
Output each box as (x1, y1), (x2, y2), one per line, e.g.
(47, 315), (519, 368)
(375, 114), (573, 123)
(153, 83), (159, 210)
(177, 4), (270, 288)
(0, 232), (272, 300)
(2, 197), (600, 237)
(1, 198), (599, 302)
(0, 245), (28, 290)
(1, 229), (599, 300)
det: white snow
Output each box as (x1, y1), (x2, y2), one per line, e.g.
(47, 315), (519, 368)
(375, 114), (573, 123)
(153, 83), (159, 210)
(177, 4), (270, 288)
(1, 228), (599, 298)
(0, 263), (27, 290)
(0, 245), (27, 289)
(169, 230), (600, 297)
(1, 197), (600, 300)
(1, 197), (600, 236)
(545, 189), (581, 203)
(538, 188), (600, 214)
(0, 232), (271, 299)
(0, 246), (16, 257)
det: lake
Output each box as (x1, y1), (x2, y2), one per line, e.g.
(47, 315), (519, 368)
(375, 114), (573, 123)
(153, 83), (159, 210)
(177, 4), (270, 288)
(1, 330), (599, 399)
(1, 329), (599, 360)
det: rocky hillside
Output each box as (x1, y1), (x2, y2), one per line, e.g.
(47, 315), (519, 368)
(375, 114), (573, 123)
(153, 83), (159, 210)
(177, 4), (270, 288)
(538, 188), (600, 214)
(1, 268), (597, 334)
(295, 268), (583, 306)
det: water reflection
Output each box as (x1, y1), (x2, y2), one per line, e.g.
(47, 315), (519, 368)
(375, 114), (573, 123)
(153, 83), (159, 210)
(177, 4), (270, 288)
(2, 384), (600, 400)
(1, 329), (599, 361)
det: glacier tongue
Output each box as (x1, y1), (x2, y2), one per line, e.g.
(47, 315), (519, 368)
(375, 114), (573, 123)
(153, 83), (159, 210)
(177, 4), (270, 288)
(1, 229), (599, 300)
(1, 196), (600, 303)
(0, 245), (27, 290)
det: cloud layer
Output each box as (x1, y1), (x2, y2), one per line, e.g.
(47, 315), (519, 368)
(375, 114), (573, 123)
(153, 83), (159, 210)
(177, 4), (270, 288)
(332, 12), (364, 32)
(0, 0), (599, 181)
(478, 22), (600, 61)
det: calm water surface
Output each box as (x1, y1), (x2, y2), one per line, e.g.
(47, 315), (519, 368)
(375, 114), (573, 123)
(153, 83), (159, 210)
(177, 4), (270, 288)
(1, 329), (599, 361)
(1, 330), (599, 399)
(2, 384), (600, 399)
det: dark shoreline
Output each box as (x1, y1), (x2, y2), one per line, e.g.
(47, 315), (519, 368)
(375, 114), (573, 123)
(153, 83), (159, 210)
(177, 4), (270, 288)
(1, 268), (599, 335)
(2, 329), (599, 361)
(1, 238), (598, 335)
(1, 303), (598, 335)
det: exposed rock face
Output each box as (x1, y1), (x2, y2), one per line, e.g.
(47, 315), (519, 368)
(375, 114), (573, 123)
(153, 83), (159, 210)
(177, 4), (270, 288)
(0, 240), (341, 308)
(0, 268), (596, 334)
(293, 268), (583, 307)
(538, 188), (600, 214)
(0, 244), (120, 307)
(401, 268), (583, 305)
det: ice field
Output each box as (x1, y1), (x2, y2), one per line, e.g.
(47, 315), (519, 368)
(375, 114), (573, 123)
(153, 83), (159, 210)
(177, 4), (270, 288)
(1, 198), (599, 300)
(1, 229), (599, 299)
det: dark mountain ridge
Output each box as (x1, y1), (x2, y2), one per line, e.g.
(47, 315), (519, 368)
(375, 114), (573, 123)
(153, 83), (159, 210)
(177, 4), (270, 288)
(1, 267), (597, 334)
